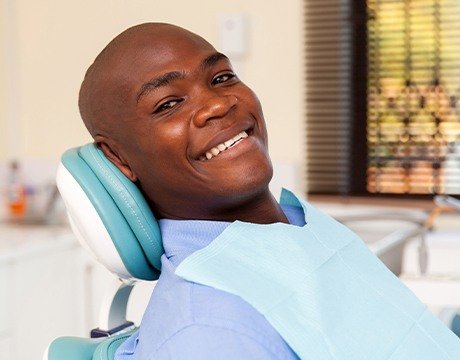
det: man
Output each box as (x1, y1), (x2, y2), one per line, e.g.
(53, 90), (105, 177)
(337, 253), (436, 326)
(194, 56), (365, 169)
(80, 22), (300, 359)
(79, 23), (460, 360)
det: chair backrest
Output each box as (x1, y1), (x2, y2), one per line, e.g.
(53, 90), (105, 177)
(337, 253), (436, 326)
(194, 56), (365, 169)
(56, 143), (163, 281)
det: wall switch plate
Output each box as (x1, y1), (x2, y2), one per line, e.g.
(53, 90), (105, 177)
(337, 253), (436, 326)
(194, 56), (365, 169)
(218, 14), (248, 57)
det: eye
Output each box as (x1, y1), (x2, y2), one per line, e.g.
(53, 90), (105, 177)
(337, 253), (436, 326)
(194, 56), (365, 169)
(212, 72), (237, 85)
(154, 98), (183, 114)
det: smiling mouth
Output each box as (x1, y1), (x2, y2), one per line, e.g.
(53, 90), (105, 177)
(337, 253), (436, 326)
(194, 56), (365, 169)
(198, 130), (251, 161)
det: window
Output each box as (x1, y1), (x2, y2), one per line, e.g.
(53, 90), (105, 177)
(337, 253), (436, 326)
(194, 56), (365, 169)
(305, 0), (460, 196)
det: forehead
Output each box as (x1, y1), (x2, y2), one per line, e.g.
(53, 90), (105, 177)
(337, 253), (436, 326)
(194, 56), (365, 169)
(112, 27), (217, 86)
(91, 26), (219, 133)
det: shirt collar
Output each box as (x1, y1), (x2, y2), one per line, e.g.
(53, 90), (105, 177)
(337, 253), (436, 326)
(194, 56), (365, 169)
(160, 189), (306, 267)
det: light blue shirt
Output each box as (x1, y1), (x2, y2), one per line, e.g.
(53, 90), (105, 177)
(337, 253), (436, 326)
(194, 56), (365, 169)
(115, 204), (304, 359)
(175, 189), (460, 359)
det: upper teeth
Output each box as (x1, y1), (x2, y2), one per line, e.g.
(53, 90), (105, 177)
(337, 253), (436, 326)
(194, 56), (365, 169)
(200, 131), (249, 161)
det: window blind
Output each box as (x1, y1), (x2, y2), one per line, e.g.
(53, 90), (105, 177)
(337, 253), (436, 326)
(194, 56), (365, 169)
(305, 0), (460, 196)
(367, 0), (460, 195)
(305, 0), (355, 194)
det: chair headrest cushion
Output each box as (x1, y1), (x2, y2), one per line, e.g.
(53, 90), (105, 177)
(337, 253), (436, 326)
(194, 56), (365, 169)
(59, 144), (163, 280)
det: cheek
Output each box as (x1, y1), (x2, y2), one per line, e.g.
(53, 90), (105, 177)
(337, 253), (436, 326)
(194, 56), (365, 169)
(239, 85), (265, 117)
(135, 118), (188, 157)
(158, 114), (189, 141)
(131, 120), (191, 181)
(242, 91), (268, 145)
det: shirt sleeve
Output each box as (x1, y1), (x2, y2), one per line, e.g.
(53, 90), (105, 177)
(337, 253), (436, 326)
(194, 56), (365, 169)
(151, 324), (283, 360)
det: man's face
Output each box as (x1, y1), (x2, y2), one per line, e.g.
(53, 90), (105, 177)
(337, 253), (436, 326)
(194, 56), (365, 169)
(100, 26), (273, 218)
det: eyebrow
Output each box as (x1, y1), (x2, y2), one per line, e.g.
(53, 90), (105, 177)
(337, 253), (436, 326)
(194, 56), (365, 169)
(201, 52), (229, 70)
(137, 71), (185, 103)
(136, 52), (230, 103)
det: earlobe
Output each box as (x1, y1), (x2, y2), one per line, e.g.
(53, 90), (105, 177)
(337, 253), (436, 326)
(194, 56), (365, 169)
(97, 141), (138, 182)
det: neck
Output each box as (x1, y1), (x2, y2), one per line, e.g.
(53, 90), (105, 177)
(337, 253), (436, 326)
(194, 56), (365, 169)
(217, 189), (289, 224)
(156, 188), (289, 224)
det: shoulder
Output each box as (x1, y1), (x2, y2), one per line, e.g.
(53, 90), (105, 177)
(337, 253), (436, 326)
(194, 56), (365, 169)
(152, 323), (296, 360)
(136, 260), (296, 359)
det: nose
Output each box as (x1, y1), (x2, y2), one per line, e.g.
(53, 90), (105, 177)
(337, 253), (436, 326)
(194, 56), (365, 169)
(192, 93), (238, 128)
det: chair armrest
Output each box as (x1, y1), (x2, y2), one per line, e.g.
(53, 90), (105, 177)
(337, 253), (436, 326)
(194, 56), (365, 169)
(45, 336), (103, 360)
(45, 329), (137, 360)
(92, 331), (136, 360)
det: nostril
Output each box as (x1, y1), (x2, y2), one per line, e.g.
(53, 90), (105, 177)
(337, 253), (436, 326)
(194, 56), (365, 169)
(192, 95), (237, 127)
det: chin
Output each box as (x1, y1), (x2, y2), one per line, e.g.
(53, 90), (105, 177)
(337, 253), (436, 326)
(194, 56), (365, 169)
(216, 157), (273, 199)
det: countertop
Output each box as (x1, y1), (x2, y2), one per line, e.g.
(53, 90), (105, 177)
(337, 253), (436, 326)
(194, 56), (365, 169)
(0, 222), (76, 264)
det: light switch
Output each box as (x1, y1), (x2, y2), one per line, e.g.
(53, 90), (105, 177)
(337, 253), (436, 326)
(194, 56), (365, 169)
(218, 14), (248, 57)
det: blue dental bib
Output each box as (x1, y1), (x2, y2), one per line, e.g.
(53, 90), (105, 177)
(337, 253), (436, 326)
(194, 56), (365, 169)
(176, 189), (460, 359)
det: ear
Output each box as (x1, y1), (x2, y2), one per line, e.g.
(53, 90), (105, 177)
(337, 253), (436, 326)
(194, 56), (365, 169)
(97, 141), (138, 182)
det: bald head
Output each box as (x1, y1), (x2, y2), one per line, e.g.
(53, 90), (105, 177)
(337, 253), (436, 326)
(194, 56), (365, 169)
(76, 22), (277, 222)
(78, 23), (212, 139)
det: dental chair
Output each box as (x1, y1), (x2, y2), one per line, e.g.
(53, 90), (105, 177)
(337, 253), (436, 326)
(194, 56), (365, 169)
(45, 143), (164, 360)
(46, 144), (460, 359)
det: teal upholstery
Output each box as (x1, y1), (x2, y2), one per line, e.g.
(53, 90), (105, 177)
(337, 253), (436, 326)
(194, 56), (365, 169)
(92, 331), (136, 360)
(49, 144), (159, 359)
(47, 337), (103, 360)
(47, 330), (136, 360)
(61, 144), (163, 280)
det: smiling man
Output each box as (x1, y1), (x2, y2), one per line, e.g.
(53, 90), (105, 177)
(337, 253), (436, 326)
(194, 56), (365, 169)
(79, 23), (460, 360)
(79, 23), (299, 359)
(79, 22), (287, 226)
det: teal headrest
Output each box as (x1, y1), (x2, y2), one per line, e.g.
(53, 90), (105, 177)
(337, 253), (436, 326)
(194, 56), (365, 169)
(60, 143), (163, 280)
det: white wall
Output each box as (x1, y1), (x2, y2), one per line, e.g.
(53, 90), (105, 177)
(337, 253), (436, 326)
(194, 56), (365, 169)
(0, 0), (13, 160)
(0, 0), (304, 174)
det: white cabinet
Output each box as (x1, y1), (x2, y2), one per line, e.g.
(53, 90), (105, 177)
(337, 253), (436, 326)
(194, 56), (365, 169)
(0, 263), (13, 359)
(0, 264), (11, 334)
(0, 224), (155, 360)
(11, 238), (80, 359)
(0, 225), (114, 359)
(0, 336), (13, 359)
